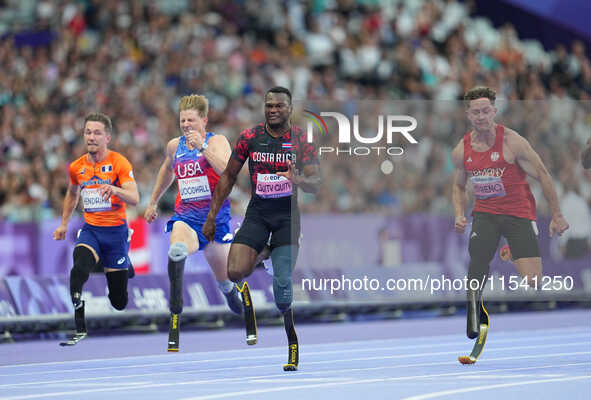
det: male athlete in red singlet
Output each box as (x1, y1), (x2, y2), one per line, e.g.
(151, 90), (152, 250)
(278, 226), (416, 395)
(451, 87), (569, 364)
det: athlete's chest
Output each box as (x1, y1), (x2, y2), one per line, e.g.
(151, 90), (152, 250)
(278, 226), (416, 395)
(78, 164), (116, 187)
(467, 140), (516, 171)
(174, 150), (210, 178)
(249, 133), (295, 166)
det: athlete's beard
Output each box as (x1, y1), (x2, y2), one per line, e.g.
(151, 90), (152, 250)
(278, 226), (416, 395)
(267, 118), (289, 132)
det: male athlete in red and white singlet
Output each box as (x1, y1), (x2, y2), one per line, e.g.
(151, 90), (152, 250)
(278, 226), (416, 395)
(451, 87), (569, 364)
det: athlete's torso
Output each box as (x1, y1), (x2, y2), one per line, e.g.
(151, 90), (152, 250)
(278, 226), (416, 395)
(231, 123), (318, 212)
(463, 125), (536, 220)
(69, 151), (135, 226)
(173, 133), (231, 223)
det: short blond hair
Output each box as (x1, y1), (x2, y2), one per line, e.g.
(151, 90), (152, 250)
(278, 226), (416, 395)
(178, 94), (208, 117)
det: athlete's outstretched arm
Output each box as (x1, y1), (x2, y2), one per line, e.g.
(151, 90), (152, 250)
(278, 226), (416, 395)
(145, 139), (177, 222)
(202, 135), (232, 176)
(451, 141), (468, 234)
(53, 182), (81, 240)
(582, 137), (591, 169)
(511, 133), (569, 236)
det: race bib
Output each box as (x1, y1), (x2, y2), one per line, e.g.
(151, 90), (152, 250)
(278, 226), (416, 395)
(81, 188), (112, 212)
(178, 176), (211, 202)
(256, 173), (292, 198)
(471, 175), (506, 200)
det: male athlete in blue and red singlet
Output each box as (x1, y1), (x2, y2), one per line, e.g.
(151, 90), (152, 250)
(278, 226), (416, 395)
(144, 94), (243, 352)
(203, 87), (321, 371)
(451, 87), (569, 363)
(53, 112), (140, 346)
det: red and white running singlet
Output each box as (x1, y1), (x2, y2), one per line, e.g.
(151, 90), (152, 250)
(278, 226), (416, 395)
(463, 125), (536, 220)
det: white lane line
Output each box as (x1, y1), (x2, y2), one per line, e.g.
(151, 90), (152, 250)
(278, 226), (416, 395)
(1, 361), (590, 400)
(3, 339), (591, 381)
(181, 370), (591, 400)
(2, 356), (591, 400)
(401, 375), (591, 400)
(455, 374), (564, 379)
(2, 325), (589, 369)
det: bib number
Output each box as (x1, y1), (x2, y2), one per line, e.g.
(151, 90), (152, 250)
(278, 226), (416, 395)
(471, 176), (506, 200)
(178, 176), (211, 202)
(81, 188), (112, 212)
(256, 173), (292, 198)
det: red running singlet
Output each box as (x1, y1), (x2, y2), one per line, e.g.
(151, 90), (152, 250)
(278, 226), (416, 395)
(463, 124), (536, 220)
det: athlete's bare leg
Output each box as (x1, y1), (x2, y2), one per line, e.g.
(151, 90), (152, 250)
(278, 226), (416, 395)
(204, 242), (231, 281)
(170, 220), (199, 253)
(228, 243), (258, 282)
(514, 257), (542, 286)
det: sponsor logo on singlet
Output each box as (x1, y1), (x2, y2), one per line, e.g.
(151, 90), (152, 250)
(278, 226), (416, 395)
(255, 173), (292, 198)
(178, 175), (212, 202)
(80, 178), (112, 188)
(176, 161), (204, 178)
(470, 167), (507, 199)
(471, 167), (506, 178)
(251, 152), (292, 163)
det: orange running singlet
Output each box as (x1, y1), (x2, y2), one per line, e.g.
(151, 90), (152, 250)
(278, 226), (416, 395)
(69, 151), (135, 226)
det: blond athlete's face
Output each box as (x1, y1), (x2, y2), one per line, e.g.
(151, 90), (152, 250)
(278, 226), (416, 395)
(84, 121), (110, 155)
(179, 109), (207, 137)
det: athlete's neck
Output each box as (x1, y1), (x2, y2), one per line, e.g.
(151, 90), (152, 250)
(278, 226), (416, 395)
(471, 123), (497, 145)
(266, 122), (290, 138)
(87, 149), (109, 164)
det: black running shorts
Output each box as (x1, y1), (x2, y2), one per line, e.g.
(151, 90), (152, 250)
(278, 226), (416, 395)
(233, 206), (301, 253)
(469, 212), (540, 261)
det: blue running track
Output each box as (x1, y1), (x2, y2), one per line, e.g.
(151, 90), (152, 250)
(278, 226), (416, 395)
(1, 310), (590, 400)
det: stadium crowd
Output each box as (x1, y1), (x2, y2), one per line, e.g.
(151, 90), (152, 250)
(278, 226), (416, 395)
(1, 0), (590, 224)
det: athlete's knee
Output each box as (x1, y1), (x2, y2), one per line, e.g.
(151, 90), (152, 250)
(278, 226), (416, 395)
(106, 270), (128, 311)
(70, 246), (95, 299)
(109, 293), (128, 310)
(168, 242), (188, 262)
(228, 263), (245, 283)
(273, 273), (293, 311)
(271, 246), (296, 313)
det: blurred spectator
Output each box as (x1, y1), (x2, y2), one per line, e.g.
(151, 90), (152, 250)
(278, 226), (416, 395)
(559, 179), (591, 259)
(0, 0), (590, 220)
